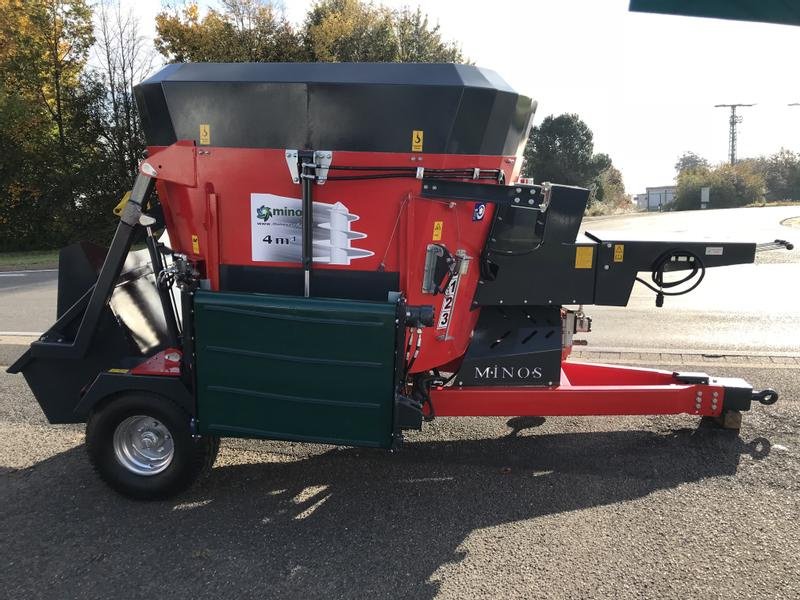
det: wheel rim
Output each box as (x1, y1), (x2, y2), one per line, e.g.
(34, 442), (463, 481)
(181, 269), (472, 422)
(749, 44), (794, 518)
(113, 415), (175, 476)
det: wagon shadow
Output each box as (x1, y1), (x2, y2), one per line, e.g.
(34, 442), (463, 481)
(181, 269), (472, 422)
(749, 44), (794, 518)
(1, 426), (769, 599)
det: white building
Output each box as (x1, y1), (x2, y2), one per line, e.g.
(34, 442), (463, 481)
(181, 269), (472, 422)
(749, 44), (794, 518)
(636, 186), (676, 211)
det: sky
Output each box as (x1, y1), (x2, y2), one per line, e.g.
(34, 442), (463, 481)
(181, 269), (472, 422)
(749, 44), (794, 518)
(126, 0), (800, 193)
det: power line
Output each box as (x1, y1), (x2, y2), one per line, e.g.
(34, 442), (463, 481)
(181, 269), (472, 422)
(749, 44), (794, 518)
(714, 103), (755, 164)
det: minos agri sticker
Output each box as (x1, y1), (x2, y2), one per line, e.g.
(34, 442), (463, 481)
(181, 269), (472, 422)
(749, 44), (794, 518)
(250, 193), (373, 265)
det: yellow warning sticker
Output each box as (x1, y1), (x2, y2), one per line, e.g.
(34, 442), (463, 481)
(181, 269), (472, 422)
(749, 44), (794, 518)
(613, 244), (624, 262)
(199, 123), (211, 145)
(432, 220), (443, 241)
(411, 130), (424, 152)
(107, 368), (129, 374)
(575, 246), (593, 269)
(191, 234), (200, 254)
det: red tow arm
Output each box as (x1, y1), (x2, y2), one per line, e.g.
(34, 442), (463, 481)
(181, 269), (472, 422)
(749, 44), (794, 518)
(430, 362), (729, 417)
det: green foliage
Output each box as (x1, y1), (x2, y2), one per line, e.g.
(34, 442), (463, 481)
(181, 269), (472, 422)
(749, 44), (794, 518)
(673, 148), (800, 210)
(154, 0), (465, 64)
(674, 162), (765, 210)
(155, 1), (306, 62)
(303, 0), (396, 62)
(522, 113), (629, 210)
(749, 149), (800, 201)
(674, 151), (709, 174)
(0, 0), (111, 251)
(392, 6), (464, 63)
(523, 114), (593, 185)
(592, 165), (630, 211)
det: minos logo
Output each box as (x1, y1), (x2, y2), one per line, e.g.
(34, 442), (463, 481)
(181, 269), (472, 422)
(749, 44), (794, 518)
(256, 205), (302, 222)
(256, 205), (272, 221)
(474, 365), (543, 380)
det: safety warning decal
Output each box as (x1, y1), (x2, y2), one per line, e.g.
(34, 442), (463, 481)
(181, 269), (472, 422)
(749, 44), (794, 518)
(574, 246), (593, 269)
(191, 234), (200, 255)
(251, 193), (373, 265)
(613, 244), (624, 262)
(432, 220), (443, 241)
(199, 124), (210, 145)
(412, 130), (424, 152)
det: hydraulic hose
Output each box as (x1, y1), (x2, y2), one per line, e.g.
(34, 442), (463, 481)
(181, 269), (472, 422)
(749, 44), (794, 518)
(635, 249), (706, 307)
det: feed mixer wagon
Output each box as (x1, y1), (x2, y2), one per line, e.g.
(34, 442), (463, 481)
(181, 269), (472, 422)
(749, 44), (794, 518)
(8, 63), (793, 499)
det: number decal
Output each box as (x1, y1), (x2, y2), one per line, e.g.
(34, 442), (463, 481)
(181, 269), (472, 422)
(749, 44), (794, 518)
(437, 275), (460, 330)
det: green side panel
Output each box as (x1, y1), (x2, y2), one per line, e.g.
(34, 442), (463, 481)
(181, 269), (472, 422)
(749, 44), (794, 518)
(193, 291), (399, 448)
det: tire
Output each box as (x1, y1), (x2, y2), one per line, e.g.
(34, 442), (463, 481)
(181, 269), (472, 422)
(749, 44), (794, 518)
(86, 392), (219, 500)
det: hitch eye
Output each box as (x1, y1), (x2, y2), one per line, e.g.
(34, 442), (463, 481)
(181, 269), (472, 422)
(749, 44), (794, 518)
(752, 389), (779, 405)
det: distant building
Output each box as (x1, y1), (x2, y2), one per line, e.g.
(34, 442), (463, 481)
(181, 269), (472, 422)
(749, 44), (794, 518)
(635, 185), (676, 211)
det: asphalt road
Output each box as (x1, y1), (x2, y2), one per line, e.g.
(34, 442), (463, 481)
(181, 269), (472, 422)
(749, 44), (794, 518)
(1, 362), (799, 599)
(0, 269), (57, 334)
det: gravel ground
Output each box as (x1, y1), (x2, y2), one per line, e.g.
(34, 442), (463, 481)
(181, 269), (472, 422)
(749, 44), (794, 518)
(1, 361), (799, 600)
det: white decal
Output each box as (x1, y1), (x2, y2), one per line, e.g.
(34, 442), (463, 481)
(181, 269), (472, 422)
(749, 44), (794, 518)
(251, 194), (373, 264)
(437, 274), (460, 330)
(705, 246), (724, 256)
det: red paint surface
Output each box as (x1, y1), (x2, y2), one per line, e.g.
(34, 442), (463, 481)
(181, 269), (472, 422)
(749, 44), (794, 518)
(430, 361), (726, 417)
(131, 348), (183, 377)
(147, 143), (520, 372)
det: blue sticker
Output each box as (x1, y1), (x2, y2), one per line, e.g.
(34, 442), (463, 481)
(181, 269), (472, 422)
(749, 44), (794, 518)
(473, 202), (486, 221)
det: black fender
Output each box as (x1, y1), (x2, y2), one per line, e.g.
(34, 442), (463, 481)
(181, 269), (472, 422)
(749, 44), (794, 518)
(74, 373), (196, 420)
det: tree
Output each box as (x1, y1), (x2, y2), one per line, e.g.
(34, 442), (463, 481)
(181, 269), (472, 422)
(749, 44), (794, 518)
(673, 162), (765, 210)
(95, 0), (154, 182)
(0, 0), (100, 250)
(674, 151), (709, 174)
(592, 165), (630, 209)
(393, 6), (464, 63)
(522, 113), (625, 209)
(303, 0), (396, 62)
(523, 114), (594, 185)
(758, 149), (800, 201)
(155, 1), (305, 63)
(303, 0), (465, 63)
(154, 0), (465, 64)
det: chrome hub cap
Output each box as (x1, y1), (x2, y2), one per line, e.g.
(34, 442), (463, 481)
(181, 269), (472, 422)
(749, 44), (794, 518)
(113, 415), (174, 476)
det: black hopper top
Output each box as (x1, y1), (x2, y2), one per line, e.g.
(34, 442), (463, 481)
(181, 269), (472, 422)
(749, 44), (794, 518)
(134, 62), (536, 156)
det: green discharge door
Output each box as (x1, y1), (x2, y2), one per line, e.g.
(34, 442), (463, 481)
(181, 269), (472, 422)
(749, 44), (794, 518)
(194, 291), (400, 448)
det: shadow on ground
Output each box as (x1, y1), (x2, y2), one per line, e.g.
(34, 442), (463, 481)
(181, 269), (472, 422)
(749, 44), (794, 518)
(0, 425), (770, 599)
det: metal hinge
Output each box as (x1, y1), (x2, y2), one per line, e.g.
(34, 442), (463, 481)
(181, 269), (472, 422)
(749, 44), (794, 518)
(285, 149), (299, 184)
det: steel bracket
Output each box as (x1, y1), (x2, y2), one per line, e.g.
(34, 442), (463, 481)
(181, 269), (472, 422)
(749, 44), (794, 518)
(285, 149), (299, 184)
(314, 150), (333, 185)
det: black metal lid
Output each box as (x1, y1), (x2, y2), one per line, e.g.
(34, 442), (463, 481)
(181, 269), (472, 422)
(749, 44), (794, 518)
(134, 62), (536, 155)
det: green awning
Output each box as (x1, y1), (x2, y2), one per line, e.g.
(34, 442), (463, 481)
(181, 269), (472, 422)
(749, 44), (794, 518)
(629, 1), (800, 27)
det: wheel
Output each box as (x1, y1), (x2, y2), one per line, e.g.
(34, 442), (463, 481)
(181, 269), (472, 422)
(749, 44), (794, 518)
(86, 393), (219, 500)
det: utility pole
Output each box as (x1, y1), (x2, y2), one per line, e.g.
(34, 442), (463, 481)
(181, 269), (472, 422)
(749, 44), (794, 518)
(714, 103), (755, 164)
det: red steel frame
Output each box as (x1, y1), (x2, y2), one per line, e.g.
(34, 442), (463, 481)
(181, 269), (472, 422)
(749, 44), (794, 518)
(430, 361), (725, 418)
(146, 142), (515, 374)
